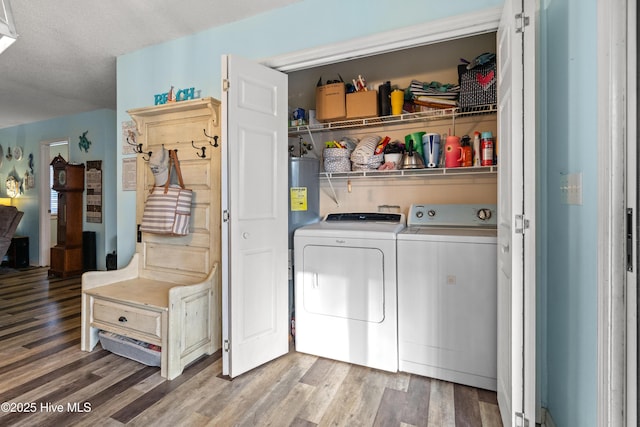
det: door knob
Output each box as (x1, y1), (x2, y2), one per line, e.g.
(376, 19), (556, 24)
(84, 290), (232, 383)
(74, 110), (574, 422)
(242, 232), (250, 239)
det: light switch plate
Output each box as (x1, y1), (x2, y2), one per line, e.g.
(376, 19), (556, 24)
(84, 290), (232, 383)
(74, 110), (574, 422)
(560, 172), (582, 205)
(567, 172), (582, 205)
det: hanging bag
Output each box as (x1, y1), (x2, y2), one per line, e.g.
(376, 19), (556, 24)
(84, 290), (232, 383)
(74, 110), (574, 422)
(139, 150), (193, 236)
(458, 53), (497, 110)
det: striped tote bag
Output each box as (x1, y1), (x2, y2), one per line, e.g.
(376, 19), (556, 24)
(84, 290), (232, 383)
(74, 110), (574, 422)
(140, 150), (192, 236)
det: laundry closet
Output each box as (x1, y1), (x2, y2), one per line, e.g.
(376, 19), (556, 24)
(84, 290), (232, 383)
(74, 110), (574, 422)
(287, 30), (500, 392)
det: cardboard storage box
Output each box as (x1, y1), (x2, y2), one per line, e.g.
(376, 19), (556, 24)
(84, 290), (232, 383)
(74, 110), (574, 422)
(316, 82), (346, 122)
(346, 90), (378, 119)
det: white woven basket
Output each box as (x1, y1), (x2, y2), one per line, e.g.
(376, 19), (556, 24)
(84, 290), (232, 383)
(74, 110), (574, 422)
(324, 157), (351, 172)
(324, 147), (351, 158)
(323, 147), (352, 172)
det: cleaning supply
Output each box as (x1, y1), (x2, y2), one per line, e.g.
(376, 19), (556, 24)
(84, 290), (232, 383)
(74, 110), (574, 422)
(473, 131), (481, 166)
(480, 131), (494, 166)
(461, 135), (472, 167)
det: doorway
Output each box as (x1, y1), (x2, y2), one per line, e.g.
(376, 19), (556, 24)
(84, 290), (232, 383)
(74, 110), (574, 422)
(38, 139), (68, 266)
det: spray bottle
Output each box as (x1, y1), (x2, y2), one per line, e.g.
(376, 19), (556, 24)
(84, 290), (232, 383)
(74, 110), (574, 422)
(473, 131), (481, 166)
(480, 131), (494, 166)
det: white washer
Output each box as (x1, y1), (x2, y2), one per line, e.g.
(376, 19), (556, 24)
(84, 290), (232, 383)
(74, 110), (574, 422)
(397, 204), (497, 391)
(294, 213), (405, 372)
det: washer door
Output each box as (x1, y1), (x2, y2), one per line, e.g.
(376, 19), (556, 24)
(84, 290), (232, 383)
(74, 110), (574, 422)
(301, 244), (384, 323)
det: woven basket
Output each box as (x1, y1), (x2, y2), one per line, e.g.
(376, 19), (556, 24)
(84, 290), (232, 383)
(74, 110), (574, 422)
(323, 148), (351, 172)
(352, 153), (384, 171)
(324, 147), (350, 158)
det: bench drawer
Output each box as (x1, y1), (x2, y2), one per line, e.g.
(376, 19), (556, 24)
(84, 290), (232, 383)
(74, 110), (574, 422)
(92, 299), (162, 340)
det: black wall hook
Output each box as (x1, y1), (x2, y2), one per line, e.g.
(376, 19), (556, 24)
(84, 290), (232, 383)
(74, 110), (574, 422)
(203, 129), (219, 147)
(127, 136), (152, 159)
(191, 140), (207, 158)
(126, 136), (141, 152)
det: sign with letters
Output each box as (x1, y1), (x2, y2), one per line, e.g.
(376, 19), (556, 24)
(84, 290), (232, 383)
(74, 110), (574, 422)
(154, 86), (200, 105)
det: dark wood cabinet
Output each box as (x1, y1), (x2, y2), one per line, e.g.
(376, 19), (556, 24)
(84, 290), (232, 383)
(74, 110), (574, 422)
(49, 155), (85, 278)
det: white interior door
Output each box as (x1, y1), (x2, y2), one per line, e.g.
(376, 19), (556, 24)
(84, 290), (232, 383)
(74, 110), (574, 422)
(38, 142), (52, 266)
(221, 54), (289, 378)
(625, 0), (637, 423)
(39, 139), (69, 266)
(497, 0), (537, 426)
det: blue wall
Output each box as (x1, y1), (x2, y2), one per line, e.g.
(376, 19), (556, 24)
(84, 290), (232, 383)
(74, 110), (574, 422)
(115, 0), (503, 261)
(540, 0), (598, 425)
(0, 109), (117, 270)
(111, 0), (601, 425)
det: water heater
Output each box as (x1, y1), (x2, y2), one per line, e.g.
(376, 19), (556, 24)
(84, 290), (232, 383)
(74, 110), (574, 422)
(288, 157), (320, 329)
(288, 157), (320, 247)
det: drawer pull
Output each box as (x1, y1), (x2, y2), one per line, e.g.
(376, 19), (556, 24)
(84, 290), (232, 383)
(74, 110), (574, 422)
(118, 316), (128, 323)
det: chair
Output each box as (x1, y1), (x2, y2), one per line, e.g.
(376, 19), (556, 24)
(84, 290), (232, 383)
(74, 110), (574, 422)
(0, 205), (24, 258)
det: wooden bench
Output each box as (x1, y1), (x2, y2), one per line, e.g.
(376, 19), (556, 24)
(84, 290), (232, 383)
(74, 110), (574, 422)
(80, 98), (222, 380)
(81, 253), (218, 380)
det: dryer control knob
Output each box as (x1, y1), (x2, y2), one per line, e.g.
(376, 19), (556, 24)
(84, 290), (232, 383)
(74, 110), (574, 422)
(477, 208), (492, 221)
(416, 211), (424, 218)
(427, 210), (436, 218)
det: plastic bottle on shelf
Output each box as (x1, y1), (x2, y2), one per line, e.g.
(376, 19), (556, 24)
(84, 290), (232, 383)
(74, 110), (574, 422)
(480, 131), (494, 166)
(461, 135), (472, 167)
(378, 81), (391, 116)
(473, 131), (481, 166)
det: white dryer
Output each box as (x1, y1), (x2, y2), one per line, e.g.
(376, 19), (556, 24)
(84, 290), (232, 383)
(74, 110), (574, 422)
(397, 204), (498, 391)
(293, 213), (405, 372)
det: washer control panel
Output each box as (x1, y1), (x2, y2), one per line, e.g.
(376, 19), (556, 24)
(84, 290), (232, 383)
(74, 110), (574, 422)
(408, 204), (498, 227)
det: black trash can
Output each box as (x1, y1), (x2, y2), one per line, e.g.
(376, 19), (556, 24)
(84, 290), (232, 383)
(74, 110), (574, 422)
(82, 231), (96, 272)
(106, 251), (117, 271)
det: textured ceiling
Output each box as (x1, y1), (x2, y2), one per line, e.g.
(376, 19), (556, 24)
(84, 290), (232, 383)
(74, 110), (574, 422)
(0, 0), (298, 129)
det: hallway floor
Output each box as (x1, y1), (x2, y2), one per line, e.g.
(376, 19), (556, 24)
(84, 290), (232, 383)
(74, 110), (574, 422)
(0, 268), (502, 426)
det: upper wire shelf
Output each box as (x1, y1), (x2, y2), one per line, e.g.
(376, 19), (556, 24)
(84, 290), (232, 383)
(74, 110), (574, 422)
(288, 104), (497, 135)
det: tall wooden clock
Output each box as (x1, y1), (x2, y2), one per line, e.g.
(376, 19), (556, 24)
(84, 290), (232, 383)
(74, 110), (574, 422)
(49, 155), (85, 278)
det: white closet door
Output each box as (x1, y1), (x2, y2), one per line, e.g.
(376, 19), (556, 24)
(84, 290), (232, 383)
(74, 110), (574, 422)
(624, 1), (637, 425)
(496, 0), (537, 426)
(221, 54), (289, 378)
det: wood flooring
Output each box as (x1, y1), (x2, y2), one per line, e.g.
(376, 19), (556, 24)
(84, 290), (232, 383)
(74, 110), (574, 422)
(0, 268), (502, 427)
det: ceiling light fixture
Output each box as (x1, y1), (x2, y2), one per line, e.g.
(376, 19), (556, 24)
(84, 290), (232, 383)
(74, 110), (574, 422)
(0, 0), (17, 54)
